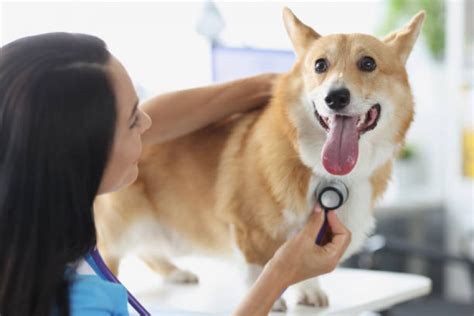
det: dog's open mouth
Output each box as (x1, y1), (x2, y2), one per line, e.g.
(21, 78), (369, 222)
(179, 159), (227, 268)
(315, 104), (381, 134)
(315, 104), (381, 176)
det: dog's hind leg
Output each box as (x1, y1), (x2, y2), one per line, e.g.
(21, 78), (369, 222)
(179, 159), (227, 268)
(139, 254), (199, 284)
(94, 235), (122, 275)
(101, 252), (121, 276)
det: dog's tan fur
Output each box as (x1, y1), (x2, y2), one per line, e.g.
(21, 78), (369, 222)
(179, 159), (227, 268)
(94, 8), (424, 308)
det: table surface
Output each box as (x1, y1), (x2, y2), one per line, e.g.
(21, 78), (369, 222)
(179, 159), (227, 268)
(119, 256), (432, 316)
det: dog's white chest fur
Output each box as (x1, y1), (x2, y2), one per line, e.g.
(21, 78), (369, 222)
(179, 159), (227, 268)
(281, 176), (375, 261)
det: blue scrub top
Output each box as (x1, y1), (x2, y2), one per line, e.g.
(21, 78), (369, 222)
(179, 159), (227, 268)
(62, 256), (216, 316)
(68, 272), (129, 316)
(67, 272), (217, 315)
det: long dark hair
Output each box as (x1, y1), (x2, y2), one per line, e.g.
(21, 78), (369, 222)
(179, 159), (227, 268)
(0, 33), (117, 316)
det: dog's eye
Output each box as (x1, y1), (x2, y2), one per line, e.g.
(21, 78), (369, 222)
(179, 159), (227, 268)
(358, 56), (377, 72)
(315, 59), (329, 73)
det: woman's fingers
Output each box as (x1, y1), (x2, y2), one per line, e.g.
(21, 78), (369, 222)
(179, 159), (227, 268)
(301, 208), (325, 238)
(313, 203), (323, 213)
(326, 211), (348, 235)
(300, 207), (350, 259)
(321, 211), (351, 256)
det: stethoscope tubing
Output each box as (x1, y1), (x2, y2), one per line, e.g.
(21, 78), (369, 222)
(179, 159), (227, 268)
(315, 180), (348, 245)
(88, 248), (151, 316)
(315, 210), (329, 245)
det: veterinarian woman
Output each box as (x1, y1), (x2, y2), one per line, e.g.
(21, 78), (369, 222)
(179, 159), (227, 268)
(0, 33), (351, 316)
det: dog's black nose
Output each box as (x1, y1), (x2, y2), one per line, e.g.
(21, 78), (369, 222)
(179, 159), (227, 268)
(325, 88), (351, 110)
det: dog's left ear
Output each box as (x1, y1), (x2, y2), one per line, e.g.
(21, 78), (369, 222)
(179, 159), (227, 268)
(383, 11), (425, 64)
(283, 7), (321, 58)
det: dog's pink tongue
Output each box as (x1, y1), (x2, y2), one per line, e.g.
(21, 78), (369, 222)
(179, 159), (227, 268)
(322, 115), (359, 175)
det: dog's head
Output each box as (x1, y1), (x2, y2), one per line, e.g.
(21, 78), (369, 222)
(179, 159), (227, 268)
(282, 8), (424, 178)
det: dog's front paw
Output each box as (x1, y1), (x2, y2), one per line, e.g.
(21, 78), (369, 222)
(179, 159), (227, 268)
(271, 297), (287, 312)
(293, 278), (329, 307)
(296, 286), (329, 307)
(165, 269), (199, 284)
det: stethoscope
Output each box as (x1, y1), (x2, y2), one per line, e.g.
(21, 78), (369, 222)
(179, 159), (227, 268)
(314, 179), (349, 245)
(86, 248), (151, 315)
(84, 179), (348, 315)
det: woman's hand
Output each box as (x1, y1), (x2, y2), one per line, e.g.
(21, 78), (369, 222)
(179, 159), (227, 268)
(267, 206), (351, 287)
(232, 206), (351, 316)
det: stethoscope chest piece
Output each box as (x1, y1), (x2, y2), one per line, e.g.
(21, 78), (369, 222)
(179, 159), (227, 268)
(314, 179), (349, 245)
(316, 179), (349, 211)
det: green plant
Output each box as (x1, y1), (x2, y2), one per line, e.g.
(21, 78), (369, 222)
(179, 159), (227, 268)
(397, 143), (416, 160)
(379, 0), (445, 61)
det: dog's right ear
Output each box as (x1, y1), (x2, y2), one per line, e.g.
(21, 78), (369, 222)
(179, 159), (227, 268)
(283, 7), (320, 58)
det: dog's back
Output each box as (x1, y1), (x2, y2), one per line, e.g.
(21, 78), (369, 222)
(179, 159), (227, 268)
(94, 110), (263, 272)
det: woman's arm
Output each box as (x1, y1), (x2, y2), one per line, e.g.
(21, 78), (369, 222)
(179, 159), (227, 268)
(231, 261), (288, 316)
(141, 73), (277, 145)
(232, 209), (351, 316)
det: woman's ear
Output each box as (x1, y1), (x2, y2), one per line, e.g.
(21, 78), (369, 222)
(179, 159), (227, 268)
(282, 7), (321, 59)
(383, 11), (426, 65)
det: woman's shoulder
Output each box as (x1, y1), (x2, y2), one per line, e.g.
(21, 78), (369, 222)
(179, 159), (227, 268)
(68, 272), (129, 316)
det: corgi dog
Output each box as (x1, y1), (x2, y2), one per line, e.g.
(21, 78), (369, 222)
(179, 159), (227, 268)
(94, 8), (425, 311)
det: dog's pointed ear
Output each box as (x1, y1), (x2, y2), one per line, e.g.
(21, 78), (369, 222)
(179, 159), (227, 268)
(383, 11), (425, 64)
(283, 7), (321, 58)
